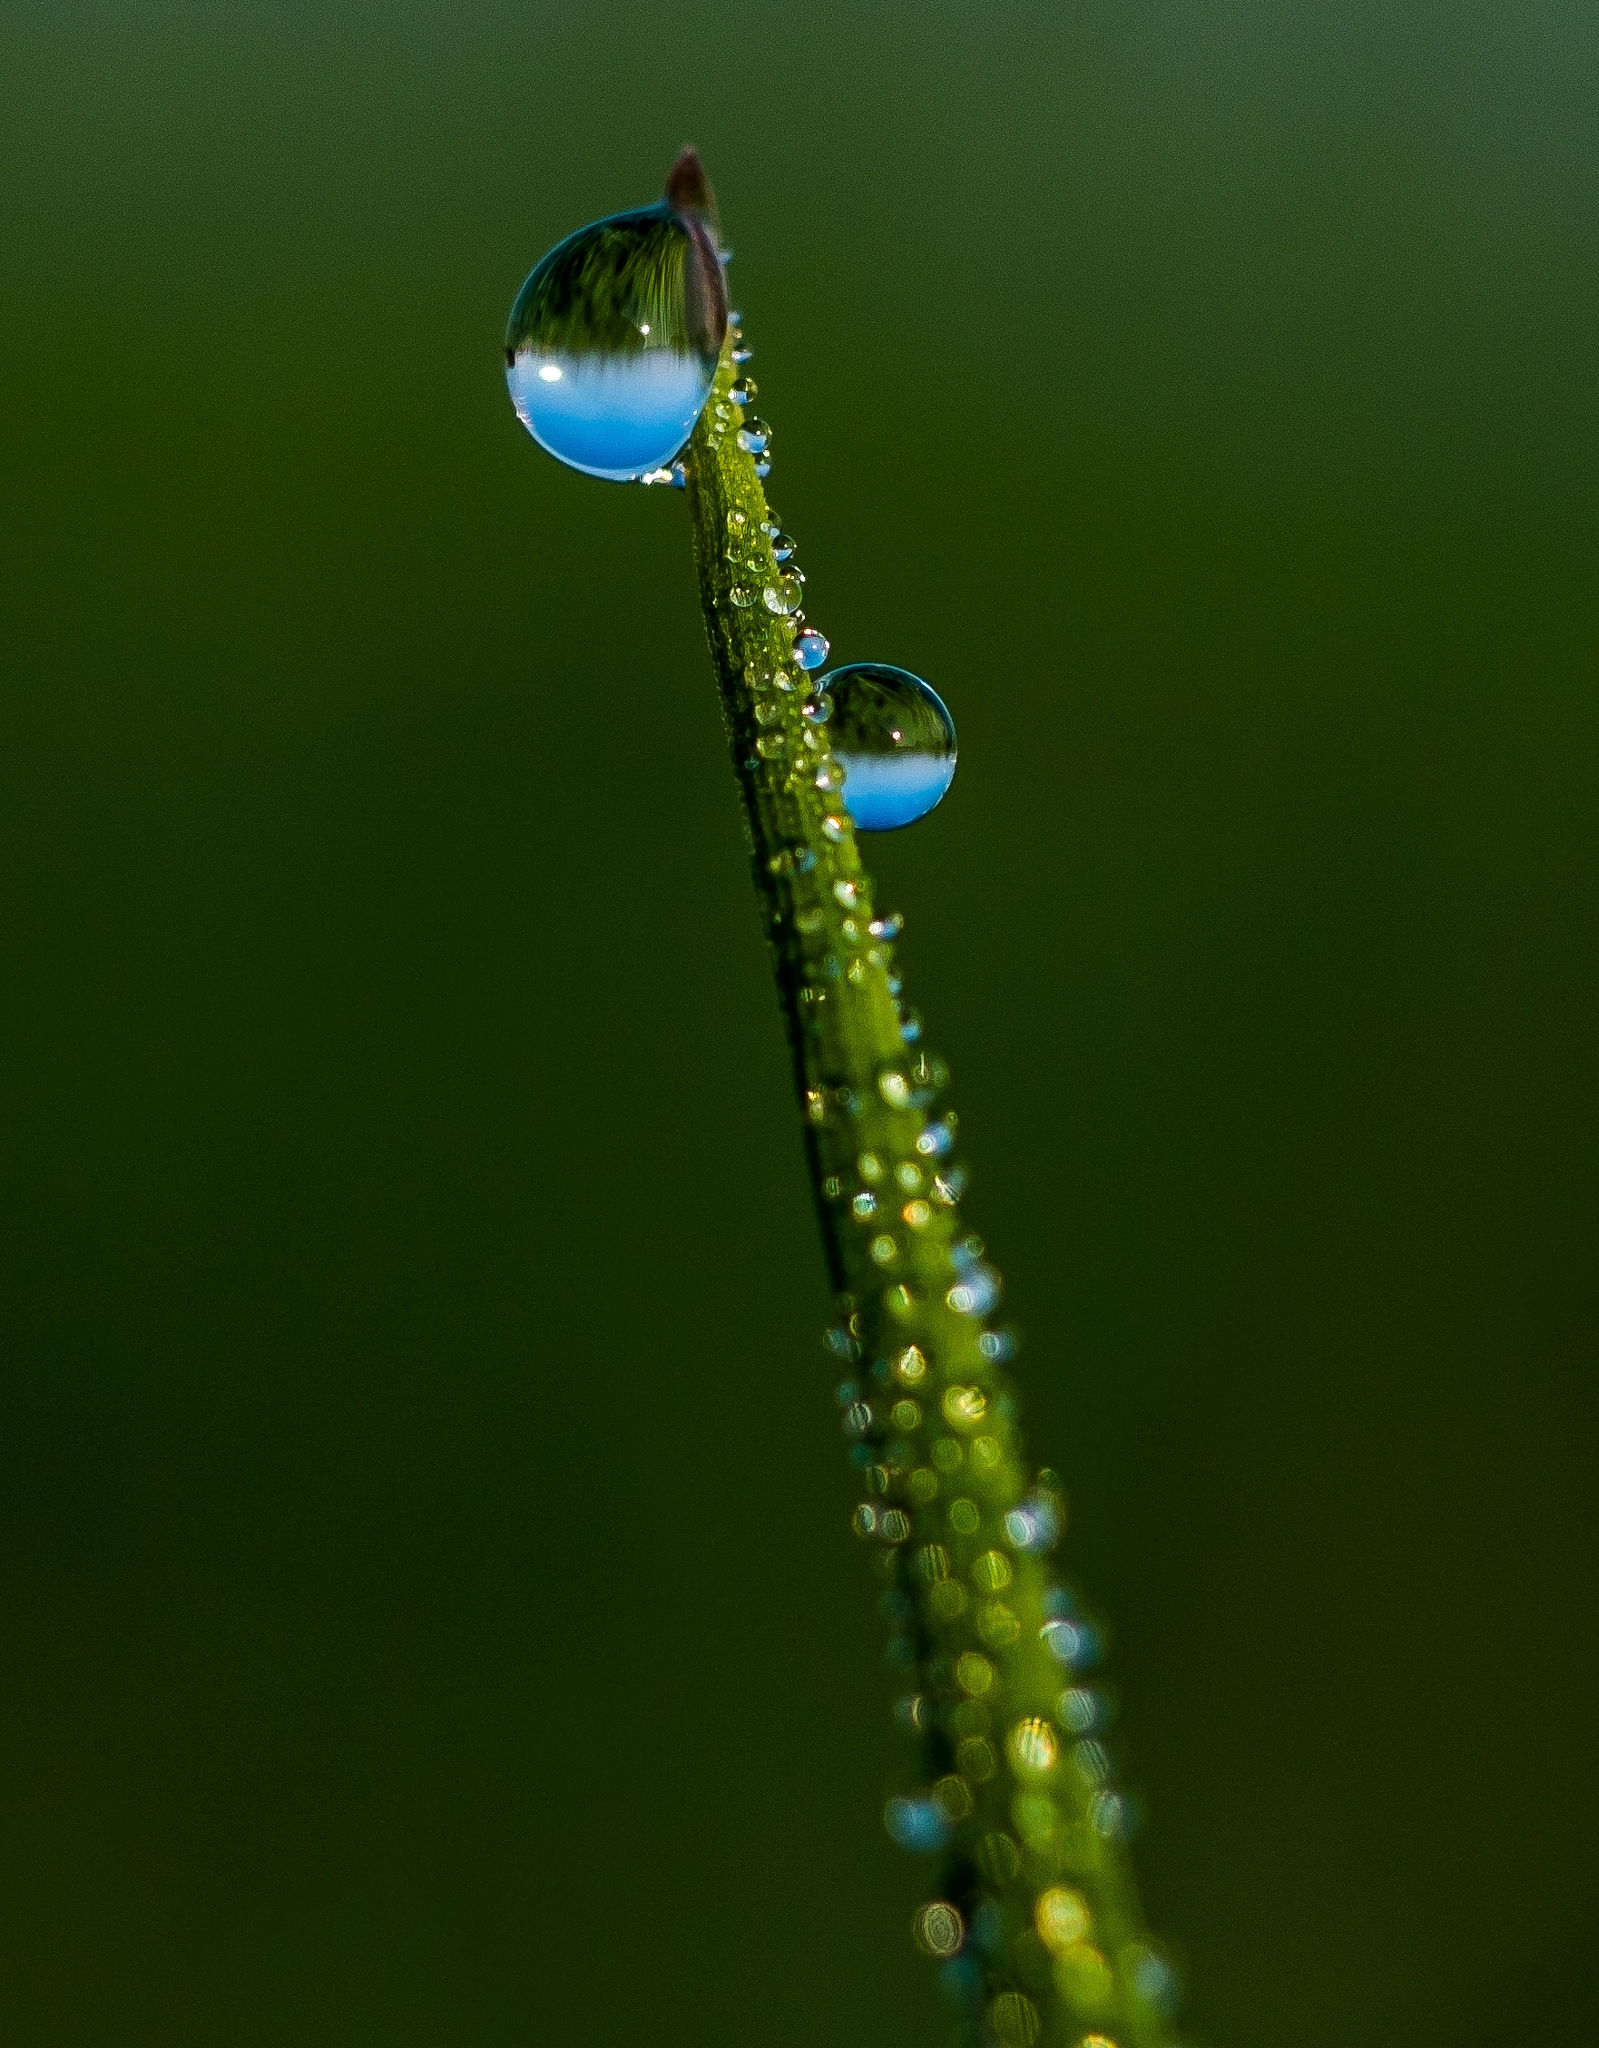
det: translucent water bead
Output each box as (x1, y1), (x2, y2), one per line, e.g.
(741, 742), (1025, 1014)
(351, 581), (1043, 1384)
(504, 158), (727, 483)
(824, 665), (957, 831)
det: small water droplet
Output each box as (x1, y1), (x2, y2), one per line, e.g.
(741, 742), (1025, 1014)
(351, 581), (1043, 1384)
(954, 1650), (994, 1696)
(884, 1796), (951, 1854)
(794, 629), (830, 671)
(730, 377), (757, 405)
(505, 196), (726, 482)
(916, 1117), (956, 1158)
(1090, 1789), (1135, 1840)
(802, 693), (833, 724)
(760, 515), (782, 536)
(1007, 1717), (1059, 1777)
(1070, 1738), (1113, 1787)
(817, 664), (957, 831)
(988, 1992), (1042, 2048)
(763, 574), (805, 615)
(727, 583), (754, 607)
(728, 507), (747, 528)
(1034, 1887), (1092, 1953)
(912, 1902), (966, 1958)
(731, 343), (753, 364)
(1058, 1686), (1109, 1733)
(771, 531), (797, 561)
(736, 415), (772, 454)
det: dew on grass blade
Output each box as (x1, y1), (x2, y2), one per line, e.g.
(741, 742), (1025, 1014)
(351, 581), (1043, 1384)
(821, 664), (957, 831)
(504, 153), (726, 482)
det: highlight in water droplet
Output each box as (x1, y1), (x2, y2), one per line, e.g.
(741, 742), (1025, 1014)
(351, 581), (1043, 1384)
(504, 156), (727, 483)
(818, 664), (956, 831)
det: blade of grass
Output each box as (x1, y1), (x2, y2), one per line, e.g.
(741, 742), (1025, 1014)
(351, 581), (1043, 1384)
(683, 294), (1183, 2048)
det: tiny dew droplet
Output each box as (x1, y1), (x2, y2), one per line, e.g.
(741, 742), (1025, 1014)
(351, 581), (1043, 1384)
(772, 531), (797, 561)
(737, 415), (771, 454)
(912, 1902), (965, 1958)
(763, 575), (804, 615)
(504, 163), (726, 483)
(794, 629), (830, 671)
(820, 664), (957, 831)
(730, 377), (757, 404)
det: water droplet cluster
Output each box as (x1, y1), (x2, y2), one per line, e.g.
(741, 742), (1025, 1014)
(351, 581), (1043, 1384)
(504, 156), (1179, 2048)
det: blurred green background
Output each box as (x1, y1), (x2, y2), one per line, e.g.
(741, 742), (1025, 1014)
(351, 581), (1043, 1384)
(2, 2), (1596, 2041)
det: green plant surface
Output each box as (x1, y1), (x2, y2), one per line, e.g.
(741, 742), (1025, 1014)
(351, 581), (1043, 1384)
(684, 305), (1182, 2048)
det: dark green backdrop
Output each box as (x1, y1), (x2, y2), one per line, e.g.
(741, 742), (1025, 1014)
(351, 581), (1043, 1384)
(3, 3), (1595, 2042)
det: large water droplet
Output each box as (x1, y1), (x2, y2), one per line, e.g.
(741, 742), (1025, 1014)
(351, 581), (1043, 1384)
(505, 187), (727, 483)
(822, 665), (957, 831)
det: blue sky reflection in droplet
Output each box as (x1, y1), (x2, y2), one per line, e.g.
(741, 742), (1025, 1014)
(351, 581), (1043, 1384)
(506, 349), (712, 482)
(825, 664), (957, 832)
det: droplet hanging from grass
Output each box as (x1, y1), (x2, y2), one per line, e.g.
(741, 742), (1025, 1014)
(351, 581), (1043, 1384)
(504, 152), (726, 482)
(822, 664), (957, 830)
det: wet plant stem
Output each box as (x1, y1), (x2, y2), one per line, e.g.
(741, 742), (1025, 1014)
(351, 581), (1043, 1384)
(684, 342), (1181, 2048)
